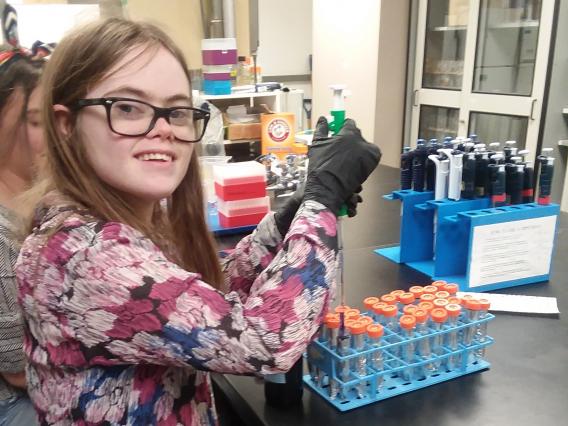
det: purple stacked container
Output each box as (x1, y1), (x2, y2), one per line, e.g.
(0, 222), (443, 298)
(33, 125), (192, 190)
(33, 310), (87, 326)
(201, 38), (237, 95)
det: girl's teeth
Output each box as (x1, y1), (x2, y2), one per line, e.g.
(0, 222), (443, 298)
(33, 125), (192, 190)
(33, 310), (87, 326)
(138, 153), (172, 162)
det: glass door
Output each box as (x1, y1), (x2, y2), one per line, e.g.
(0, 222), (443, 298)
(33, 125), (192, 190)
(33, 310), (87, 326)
(410, 0), (555, 162)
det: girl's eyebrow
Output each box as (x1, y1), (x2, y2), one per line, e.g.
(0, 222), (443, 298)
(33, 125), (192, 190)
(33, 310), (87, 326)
(104, 86), (191, 104)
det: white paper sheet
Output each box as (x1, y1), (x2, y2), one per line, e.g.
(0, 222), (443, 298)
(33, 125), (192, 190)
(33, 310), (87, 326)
(457, 292), (560, 315)
(468, 215), (556, 288)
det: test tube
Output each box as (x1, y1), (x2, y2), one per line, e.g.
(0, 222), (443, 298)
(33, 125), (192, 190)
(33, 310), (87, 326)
(398, 292), (416, 311)
(431, 280), (447, 290)
(403, 304), (418, 316)
(345, 308), (361, 322)
(409, 285), (424, 301)
(399, 315), (417, 382)
(445, 304), (462, 371)
(447, 296), (462, 306)
(423, 285), (438, 295)
(363, 297), (380, 315)
(337, 326), (352, 384)
(367, 324), (385, 393)
(326, 316), (341, 399)
(430, 308), (448, 372)
(382, 305), (398, 332)
(390, 289), (405, 301)
(380, 294), (397, 306)
(372, 302), (387, 324)
(348, 321), (368, 398)
(334, 305), (350, 332)
(420, 293), (436, 303)
(435, 290), (450, 300)
(463, 299), (481, 346)
(433, 298), (449, 309)
(325, 315), (340, 351)
(413, 308), (433, 378)
(320, 313), (337, 344)
(475, 299), (491, 359)
(443, 283), (459, 296)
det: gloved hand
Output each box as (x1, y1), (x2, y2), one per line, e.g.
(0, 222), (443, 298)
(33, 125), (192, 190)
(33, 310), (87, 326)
(274, 184), (364, 236)
(303, 117), (381, 215)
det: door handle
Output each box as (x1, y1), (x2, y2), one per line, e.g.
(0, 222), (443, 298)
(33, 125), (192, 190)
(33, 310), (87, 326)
(530, 98), (537, 120)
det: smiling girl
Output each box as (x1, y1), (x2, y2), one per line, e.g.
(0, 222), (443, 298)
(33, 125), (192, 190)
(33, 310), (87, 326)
(15, 18), (379, 425)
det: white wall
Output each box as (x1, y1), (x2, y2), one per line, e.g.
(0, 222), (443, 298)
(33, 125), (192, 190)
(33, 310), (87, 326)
(312, 0), (381, 143)
(258, 0), (312, 77)
(10, 3), (99, 47)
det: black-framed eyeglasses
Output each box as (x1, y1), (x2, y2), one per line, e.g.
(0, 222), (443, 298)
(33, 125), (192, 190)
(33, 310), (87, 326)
(72, 97), (210, 143)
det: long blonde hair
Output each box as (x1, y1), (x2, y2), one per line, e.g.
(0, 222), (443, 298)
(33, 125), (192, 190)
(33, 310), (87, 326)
(26, 18), (223, 288)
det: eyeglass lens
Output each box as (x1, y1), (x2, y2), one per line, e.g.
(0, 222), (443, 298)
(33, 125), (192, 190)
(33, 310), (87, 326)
(110, 100), (204, 142)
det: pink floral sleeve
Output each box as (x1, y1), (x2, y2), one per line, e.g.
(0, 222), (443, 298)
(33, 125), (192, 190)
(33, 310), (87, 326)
(17, 200), (337, 376)
(219, 211), (285, 302)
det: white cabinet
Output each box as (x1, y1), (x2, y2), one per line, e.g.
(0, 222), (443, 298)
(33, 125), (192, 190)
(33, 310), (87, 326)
(410, 0), (555, 162)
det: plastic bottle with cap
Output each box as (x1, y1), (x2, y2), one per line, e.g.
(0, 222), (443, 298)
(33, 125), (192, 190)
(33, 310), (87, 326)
(399, 315), (417, 382)
(430, 307), (448, 372)
(435, 290), (450, 300)
(413, 309), (433, 377)
(447, 296), (462, 307)
(367, 324), (385, 393)
(348, 321), (368, 398)
(372, 302), (387, 324)
(474, 299), (491, 359)
(445, 303), (462, 371)
(358, 316), (374, 329)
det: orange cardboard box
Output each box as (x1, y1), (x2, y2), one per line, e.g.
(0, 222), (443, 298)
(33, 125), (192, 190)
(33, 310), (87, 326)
(227, 122), (262, 140)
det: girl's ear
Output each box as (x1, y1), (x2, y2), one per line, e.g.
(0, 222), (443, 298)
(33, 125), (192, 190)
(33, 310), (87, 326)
(53, 104), (73, 138)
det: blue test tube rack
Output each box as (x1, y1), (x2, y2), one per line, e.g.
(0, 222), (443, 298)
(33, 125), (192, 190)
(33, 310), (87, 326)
(375, 190), (560, 292)
(304, 310), (495, 411)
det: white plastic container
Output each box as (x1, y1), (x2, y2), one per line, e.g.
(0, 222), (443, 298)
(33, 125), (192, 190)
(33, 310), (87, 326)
(217, 196), (270, 217)
(213, 161), (267, 201)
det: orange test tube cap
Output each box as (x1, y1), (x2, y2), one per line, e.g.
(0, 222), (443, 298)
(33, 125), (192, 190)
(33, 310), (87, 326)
(431, 307), (448, 323)
(409, 285), (424, 298)
(348, 321), (367, 335)
(335, 305), (350, 314)
(479, 299), (491, 310)
(403, 305), (418, 315)
(432, 280), (447, 289)
(372, 302), (387, 315)
(359, 316), (374, 327)
(413, 309), (428, 324)
(445, 303), (462, 317)
(380, 294), (397, 305)
(423, 285), (437, 295)
(399, 314), (416, 330)
(444, 283), (459, 294)
(363, 297), (380, 311)
(420, 293), (436, 302)
(418, 301), (434, 312)
(399, 292), (415, 305)
(435, 291), (450, 299)
(382, 305), (398, 318)
(367, 324), (384, 338)
(345, 308), (361, 319)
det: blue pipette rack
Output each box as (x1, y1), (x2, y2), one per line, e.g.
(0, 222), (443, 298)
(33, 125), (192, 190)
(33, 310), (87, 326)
(304, 311), (495, 411)
(375, 190), (560, 292)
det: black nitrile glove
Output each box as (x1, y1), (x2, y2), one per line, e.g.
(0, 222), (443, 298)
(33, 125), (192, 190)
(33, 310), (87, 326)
(303, 117), (381, 215)
(274, 184), (364, 236)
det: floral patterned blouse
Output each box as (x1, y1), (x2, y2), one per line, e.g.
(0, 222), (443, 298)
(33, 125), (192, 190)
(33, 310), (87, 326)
(15, 192), (337, 425)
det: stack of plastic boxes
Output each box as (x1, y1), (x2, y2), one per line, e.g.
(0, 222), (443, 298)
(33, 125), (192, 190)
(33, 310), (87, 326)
(213, 161), (270, 228)
(201, 38), (237, 95)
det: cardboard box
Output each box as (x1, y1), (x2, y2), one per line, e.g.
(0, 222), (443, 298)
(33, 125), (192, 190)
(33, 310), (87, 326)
(227, 123), (262, 140)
